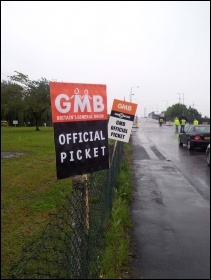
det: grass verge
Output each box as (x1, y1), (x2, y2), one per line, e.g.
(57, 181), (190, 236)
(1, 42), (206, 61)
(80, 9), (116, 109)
(99, 142), (133, 279)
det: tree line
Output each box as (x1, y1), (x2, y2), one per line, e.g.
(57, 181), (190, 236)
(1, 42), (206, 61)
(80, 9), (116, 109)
(1, 71), (209, 130)
(1, 71), (51, 130)
(165, 103), (202, 119)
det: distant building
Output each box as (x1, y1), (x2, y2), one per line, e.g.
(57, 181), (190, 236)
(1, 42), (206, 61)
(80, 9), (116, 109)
(148, 111), (159, 120)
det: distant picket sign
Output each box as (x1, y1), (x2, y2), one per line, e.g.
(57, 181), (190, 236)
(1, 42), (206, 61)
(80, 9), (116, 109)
(50, 82), (109, 179)
(108, 99), (138, 143)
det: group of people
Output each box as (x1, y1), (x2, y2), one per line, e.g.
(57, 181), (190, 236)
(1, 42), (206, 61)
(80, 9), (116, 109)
(158, 116), (199, 132)
(174, 117), (199, 133)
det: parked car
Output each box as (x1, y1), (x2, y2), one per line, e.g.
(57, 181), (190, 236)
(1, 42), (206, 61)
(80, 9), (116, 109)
(178, 124), (210, 150)
(206, 144), (210, 166)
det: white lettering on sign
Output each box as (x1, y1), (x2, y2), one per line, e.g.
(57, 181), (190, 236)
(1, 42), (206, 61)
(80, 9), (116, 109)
(61, 152), (67, 163)
(54, 90), (104, 114)
(114, 112), (131, 119)
(58, 131), (105, 145)
(85, 149), (91, 158)
(77, 150), (82, 160)
(60, 146), (106, 163)
(55, 94), (70, 113)
(117, 104), (132, 111)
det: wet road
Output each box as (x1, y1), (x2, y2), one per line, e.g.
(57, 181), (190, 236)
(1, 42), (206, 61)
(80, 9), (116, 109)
(130, 118), (210, 279)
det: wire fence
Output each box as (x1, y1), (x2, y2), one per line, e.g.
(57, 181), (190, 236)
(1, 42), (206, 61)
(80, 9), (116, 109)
(10, 141), (124, 279)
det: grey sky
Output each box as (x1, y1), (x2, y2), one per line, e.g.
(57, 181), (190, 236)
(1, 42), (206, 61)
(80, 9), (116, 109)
(1, 1), (210, 117)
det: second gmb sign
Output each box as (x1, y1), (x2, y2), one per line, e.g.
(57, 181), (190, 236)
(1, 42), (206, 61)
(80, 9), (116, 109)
(108, 99), (138, 143)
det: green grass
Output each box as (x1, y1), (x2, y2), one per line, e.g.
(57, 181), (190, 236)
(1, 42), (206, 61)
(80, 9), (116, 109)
(1, 127), (71, 279)
(99, 143), (133, 279)
(1, 127), (134, 279)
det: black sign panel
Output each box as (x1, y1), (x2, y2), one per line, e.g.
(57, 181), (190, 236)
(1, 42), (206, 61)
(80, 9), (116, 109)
(53, 120), (109, 179)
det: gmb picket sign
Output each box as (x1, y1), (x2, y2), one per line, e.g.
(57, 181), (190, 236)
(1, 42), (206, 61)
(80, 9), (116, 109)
(108, 99), (138, 143)
(50, 82), (109, 179)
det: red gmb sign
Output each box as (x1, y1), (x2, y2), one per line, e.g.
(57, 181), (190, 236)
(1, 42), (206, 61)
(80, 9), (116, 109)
(50, 82), (107, 122)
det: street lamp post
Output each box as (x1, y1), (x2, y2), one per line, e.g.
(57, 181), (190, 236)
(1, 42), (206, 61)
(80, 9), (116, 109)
(177, 93), (181, 103)
(177, 93), (184, 105)
(181, 93), (184, 105)
(130, 86), (139, 102)
(177, 93), (185, 115)
(162, 100), (168, 111)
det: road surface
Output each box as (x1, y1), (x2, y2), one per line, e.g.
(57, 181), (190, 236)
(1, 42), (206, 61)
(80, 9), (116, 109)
(130, 118), (210, 279)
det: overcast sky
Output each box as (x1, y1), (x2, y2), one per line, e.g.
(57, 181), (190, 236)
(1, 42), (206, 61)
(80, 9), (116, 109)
(1, 1), (210, 117)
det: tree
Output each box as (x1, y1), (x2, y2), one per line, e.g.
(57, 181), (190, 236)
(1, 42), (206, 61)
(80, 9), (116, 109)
(8, 71), (50, 131)
(165, 103), (188, 118)
(186, 106), (202, 119)
(1, 80), (24, 124)
(165, 103), (201, 120)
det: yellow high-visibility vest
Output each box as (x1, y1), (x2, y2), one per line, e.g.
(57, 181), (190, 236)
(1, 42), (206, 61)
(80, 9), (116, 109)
(174, 119), (179, 125)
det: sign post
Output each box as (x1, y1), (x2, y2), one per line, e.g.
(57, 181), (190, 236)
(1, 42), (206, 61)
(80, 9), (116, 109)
(13, 120), (18, 127)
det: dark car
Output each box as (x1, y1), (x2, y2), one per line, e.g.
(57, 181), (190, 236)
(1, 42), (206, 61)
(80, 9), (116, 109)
(206, 144), (210, 166)
(178, 124), (210, 150)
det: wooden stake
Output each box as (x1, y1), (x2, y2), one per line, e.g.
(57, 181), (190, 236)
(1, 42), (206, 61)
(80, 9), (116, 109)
(111, 140), (117, 166)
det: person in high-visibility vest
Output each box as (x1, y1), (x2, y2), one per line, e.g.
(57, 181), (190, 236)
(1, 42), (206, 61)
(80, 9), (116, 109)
(174, 117), (180, 133)
(159, 117), (164, 127)
(180, 118), (186, 133)
(193, 119), (199, 125)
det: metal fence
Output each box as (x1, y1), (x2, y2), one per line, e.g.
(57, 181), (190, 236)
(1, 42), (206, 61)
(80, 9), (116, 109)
(10, 141), (124, 279)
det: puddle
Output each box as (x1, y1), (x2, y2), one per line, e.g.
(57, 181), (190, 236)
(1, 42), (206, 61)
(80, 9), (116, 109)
(1, 152), (24, 159)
